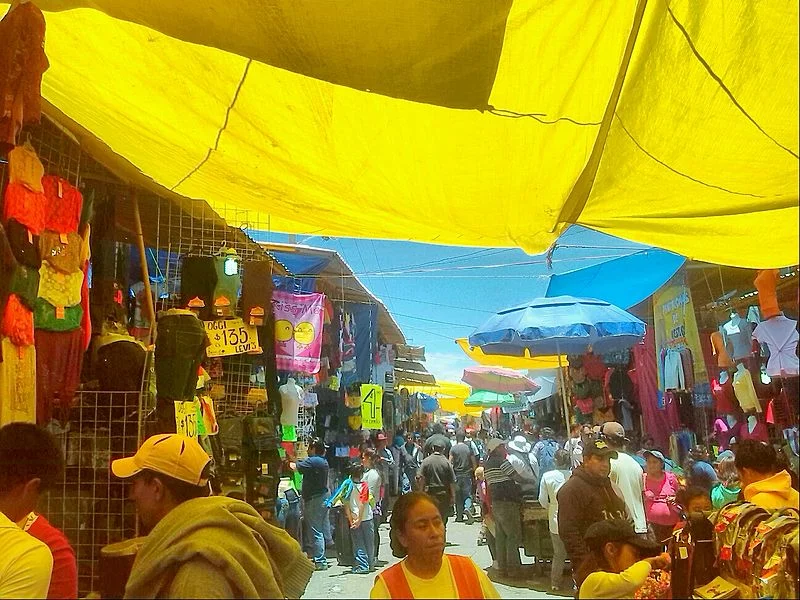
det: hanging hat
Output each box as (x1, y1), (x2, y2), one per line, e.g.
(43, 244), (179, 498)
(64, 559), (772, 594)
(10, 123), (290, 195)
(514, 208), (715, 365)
(754, 269), (781, 319)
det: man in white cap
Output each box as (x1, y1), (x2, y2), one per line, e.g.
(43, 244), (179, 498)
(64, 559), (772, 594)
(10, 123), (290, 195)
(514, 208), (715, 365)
(113, 433), (314, 599)
(601, 422), (648, 536)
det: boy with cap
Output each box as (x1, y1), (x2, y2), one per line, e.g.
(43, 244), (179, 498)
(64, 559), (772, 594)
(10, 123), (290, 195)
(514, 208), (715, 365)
(557, 439), (628, 583)
(113, 433), (314, 598)
(601, 422), (648, 536)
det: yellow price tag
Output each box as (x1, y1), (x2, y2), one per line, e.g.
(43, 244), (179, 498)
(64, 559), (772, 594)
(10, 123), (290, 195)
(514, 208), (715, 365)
(174, 400), (198, 439)
(204, 318), (261, 357)
(360, 384), (383, 430)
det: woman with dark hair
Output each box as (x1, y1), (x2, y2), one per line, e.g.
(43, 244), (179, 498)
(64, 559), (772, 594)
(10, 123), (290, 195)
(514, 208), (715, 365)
(710, 453), (740, 509)
(370, 492), (499, 599)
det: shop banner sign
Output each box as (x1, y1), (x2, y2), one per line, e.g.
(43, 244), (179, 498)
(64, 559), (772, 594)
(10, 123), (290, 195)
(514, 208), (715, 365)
(653, 270), (709, 402)
(360, 384), (384, 430)
(272, 291), (325, 374)
(175, 400), (198, 439)
(205, 318), (261, 357)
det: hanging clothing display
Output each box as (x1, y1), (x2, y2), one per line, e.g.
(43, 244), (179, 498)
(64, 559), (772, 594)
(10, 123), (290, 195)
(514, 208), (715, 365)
(711, 331), (734, 369)
(6, 143), (44, 192)
(0, 2), (48, 148)
(33, 297), (83, 332)
(6, 218), (41, 269)
(631, 329), (679, 452)
(669, 429), (696, 466)
(272, 291), (325, 374)
(0, 338), (36, 425)
(37, 262), (83, 314)
(732, 365), (761, 413)
(2, 182), (46, 234)
(754, 269), (781, 320)
(0, 293), (34, 346)
(35, 328), (84, 425)
(41, 176), (83, 234)
(154, 309), (208, 401)
(38, 231), (83, 273)
(711, 378), (739, 416)
(663, 348), (686, 390)
(179, 255), (241, 319)
(738, 417), (769, 443)
(752, 315), (799, 377)
(241, 260), (273, 326)
(720, 315), (754, 361)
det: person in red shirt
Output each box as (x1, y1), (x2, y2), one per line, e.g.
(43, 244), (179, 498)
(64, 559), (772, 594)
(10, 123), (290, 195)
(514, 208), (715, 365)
(20, 512), (78, 599)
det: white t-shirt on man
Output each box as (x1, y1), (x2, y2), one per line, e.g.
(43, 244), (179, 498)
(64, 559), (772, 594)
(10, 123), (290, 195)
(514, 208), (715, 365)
(610, 451), (648, 534)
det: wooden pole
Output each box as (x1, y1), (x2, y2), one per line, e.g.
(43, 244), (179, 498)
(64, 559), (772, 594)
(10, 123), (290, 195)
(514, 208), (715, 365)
(131, 188), (156, 345)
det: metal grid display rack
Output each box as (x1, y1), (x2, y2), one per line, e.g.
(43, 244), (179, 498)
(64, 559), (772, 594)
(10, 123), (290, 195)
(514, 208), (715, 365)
(1, 116), (280, 596)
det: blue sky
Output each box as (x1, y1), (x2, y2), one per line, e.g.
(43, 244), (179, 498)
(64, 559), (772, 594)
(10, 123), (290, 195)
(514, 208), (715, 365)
(252, 226), (648, 383)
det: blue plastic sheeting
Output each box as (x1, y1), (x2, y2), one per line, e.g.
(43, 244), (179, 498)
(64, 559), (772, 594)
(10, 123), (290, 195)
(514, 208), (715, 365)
(414, 392), (440, 414)
(272, 275), (316, 294)
(545, 249), (685, 310)
(269, 250), (330, 275)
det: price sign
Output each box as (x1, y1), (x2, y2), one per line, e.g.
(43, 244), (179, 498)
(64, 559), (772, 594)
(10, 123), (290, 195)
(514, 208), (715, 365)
(360, 384), (383, 430)
(204, 318), (261, 357)
(174, 400), (198, 439)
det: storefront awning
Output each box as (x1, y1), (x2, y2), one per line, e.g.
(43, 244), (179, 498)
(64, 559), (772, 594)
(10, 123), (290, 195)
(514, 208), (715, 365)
(262, 242), (405, 344)
(14, 1), (799, 268)
(545, 249), (685, 309)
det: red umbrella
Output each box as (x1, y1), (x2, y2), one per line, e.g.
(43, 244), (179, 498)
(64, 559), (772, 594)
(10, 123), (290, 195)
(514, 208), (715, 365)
(461, 366), (540, 395)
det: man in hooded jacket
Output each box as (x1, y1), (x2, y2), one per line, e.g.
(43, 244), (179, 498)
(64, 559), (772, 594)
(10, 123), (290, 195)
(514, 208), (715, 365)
(113, 434), (314, 599)
(557, 439), (628, 580)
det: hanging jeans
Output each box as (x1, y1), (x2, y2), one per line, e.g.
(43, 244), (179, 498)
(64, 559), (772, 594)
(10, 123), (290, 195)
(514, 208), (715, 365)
(350, 519), (375, 573)
(550, 532), (569, 588)
(492, 500), (522, 574)
(154, 312), (207, 400)
(455, 474), (474, 520)
(303, 494), (328, 566)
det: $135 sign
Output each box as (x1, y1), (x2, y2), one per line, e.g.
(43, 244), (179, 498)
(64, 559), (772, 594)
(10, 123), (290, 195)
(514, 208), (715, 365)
(204, 318), (261, 357)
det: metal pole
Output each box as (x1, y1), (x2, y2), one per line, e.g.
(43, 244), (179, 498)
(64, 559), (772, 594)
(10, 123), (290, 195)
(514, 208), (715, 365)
(556, 343), (571, 432)
(131, 188), (156, 346)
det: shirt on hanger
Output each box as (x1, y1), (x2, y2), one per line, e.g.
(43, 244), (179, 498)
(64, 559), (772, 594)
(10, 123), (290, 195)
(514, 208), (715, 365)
(752, 315), (799, 377)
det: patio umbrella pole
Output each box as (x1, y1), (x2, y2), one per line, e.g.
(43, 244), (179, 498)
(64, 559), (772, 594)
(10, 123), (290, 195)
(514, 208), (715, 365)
(556, 342), (570, 432)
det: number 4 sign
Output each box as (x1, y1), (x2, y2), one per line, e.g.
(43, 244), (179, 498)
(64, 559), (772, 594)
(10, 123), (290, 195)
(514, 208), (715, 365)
(360, 384), (383, 430)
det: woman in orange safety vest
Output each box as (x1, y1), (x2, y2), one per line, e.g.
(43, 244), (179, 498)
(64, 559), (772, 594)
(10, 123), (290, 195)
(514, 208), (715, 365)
(370, 492), (499, 599)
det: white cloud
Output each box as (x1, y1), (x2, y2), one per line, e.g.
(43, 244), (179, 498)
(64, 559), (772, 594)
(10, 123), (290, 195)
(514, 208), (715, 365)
(424, 351), (472, 383)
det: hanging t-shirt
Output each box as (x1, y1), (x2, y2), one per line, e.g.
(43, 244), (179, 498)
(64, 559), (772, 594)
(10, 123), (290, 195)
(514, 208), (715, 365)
(721, 317), (754, 361)
(752, 315), (799, 377)
(732, 367), (761, 413)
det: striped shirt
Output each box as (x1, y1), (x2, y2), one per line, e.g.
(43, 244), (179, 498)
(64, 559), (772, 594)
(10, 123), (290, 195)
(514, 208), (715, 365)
(485, 455), (521, 502)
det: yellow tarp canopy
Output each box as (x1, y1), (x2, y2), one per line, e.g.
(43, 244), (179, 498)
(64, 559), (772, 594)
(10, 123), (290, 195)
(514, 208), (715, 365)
(400, 381), (482, 417)
(455, 339), (567, 370)
(13, 0), (798, 268)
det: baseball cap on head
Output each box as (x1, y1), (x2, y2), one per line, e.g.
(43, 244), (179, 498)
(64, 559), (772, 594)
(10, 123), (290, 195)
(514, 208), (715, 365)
(643, 449), (667, 464)
(376, 432), (388, 441)
(486, 438), (505, 453)
(584, 519), (662, 557)
(583, 439), (619, 459)
(112, 434), (211, 486)
(601, 421), (627, 441)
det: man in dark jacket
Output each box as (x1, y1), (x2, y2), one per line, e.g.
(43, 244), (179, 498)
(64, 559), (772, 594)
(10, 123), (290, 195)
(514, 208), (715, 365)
(556, 439), (628, 580)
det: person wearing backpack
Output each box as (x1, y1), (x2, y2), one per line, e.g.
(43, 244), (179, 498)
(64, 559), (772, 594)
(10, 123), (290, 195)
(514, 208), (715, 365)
(735, 439), (800, 509)
(533, 427), (560, 479)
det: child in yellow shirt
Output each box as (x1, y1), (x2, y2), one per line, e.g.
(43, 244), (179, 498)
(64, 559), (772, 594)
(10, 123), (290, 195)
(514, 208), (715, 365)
(577, 520), (671, 599)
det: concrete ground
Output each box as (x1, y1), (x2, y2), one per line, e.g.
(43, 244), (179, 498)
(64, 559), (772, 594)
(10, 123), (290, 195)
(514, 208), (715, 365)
(304, 519), (575, 599)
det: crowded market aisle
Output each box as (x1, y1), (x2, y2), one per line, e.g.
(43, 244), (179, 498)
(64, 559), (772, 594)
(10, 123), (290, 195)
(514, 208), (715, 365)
(305, 519), (563, 600)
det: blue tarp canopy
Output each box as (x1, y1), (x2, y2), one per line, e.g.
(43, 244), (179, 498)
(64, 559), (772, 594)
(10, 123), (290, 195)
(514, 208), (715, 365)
(545, 249), (685, 309)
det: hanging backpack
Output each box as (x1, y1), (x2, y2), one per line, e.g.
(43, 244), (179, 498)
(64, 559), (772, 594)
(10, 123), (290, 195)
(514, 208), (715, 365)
(711, 502), (770, 582)
(746, 507), (799, 599)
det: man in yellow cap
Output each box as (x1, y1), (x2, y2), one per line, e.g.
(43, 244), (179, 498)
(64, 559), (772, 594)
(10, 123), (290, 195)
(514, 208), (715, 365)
(113, 433), (314, 599)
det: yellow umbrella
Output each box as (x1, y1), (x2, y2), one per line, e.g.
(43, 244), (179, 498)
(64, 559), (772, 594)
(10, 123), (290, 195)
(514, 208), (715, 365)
(455, 339), (568, 370)
(400, 381), (471, 400)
